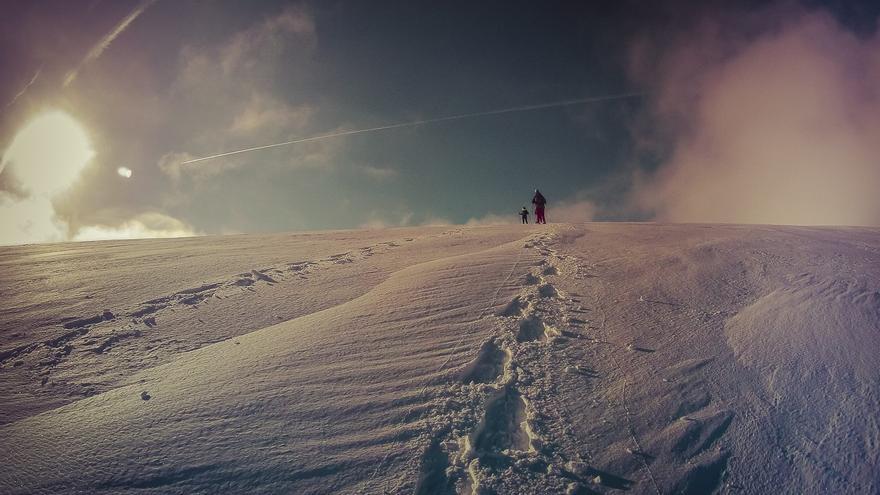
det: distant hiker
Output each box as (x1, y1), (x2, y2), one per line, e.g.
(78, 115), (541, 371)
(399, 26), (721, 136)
(532, 189), (547, 224)
(520, 206), (529, 224)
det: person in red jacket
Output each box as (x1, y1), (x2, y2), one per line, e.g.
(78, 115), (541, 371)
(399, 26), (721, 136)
(532, 189), (547, 224)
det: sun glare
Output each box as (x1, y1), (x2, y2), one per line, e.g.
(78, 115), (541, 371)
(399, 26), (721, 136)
(1, 111), (94, 196)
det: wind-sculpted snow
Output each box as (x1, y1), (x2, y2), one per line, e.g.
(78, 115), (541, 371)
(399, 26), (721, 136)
(0, 231), (542, 494)
(726, 273), (880, 492)
(0, 227), (523, 425)
(1, 223), (878, 494)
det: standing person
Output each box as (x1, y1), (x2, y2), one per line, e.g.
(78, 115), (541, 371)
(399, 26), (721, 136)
(532, 189), (547, 224)
(520, 206), (529, 224)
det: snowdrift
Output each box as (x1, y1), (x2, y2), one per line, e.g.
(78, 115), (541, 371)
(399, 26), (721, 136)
(0, 223), (877, 494)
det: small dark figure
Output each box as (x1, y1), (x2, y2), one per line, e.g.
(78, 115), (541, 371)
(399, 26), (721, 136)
(520, 206), (529, 224)
(532, 189), (547, 224)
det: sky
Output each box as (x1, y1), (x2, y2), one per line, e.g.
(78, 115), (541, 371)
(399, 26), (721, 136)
(1, 0), (880, 245)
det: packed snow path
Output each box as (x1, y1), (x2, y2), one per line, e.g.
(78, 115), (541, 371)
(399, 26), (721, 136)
(1, 224), (878, 494)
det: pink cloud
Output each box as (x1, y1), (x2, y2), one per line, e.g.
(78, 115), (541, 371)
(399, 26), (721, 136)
(630, 9), (880, 226)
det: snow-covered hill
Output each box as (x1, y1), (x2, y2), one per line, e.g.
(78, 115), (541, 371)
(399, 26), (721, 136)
(1, 223), (877, 494)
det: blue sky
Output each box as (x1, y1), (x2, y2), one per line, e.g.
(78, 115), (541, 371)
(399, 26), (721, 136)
(2, 0), (880, 244)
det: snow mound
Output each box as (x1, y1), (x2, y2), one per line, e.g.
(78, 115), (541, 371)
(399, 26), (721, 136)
(0, 223), (877, 494)
(726, 274), (880, 491)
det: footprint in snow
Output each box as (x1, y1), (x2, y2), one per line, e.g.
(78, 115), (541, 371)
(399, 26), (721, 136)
(498, 296), (528, 317)
(538, 283), (558, 298)
(460, 340), (510, 384)
(517, 316), (550, 343)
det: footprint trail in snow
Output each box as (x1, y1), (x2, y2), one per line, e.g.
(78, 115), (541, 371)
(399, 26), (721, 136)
(407, 231), (620, 494)
(2, 224), (878, 494)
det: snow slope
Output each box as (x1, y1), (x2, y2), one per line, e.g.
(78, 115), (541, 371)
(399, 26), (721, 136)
(0, 223), (878, 494)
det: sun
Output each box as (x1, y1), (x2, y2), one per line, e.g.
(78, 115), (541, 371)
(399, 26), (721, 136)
(1, 111), (94, 196)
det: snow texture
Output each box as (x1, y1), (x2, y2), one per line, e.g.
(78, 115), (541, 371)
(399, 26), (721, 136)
(0, 223), (878, 494)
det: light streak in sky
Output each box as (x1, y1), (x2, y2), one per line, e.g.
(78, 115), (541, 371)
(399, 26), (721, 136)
(64, 0), (158, 87)
(181, 92), (645, 165)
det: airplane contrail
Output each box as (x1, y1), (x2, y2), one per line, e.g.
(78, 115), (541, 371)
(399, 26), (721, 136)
(64, 0), (158, 87)
(181, 92), (646, 165)
(5, 67), (41, 109)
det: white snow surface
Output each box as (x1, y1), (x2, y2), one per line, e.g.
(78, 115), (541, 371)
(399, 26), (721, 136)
(0, 223), (878, 494)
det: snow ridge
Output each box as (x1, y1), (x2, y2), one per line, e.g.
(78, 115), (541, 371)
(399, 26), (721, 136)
(363, 232), (530, 494)
(2, 224), (877, 494)
(0, 236), (418, 424)
(406, 231), (622, 494)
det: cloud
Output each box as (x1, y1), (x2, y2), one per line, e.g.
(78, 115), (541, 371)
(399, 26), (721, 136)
(360, 214), (456, 229)
(0, 189), (197, 246)
(165, 5), (322, 177)
(463, 198), (597, 226)
(64, 0), (157, 87)
(420, 217), (453, 226)
(358, 164), (398, 180)
(218, 6), (316, 78)
(358, 219), (391, 229)
(0, 171), (27, 200)
(0, 113), (194, 246)
(358, 211), (414, 229)
(175, 5), (315, 93)
(630, 7), (880, 226)
(0, 194), (66, 245)
(548, 199), (598, 223)
(465, 213), (518, 226)
(73, 212), (196, 241)
(158, 151), (217, 184)
(229, 94), (315, 136)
